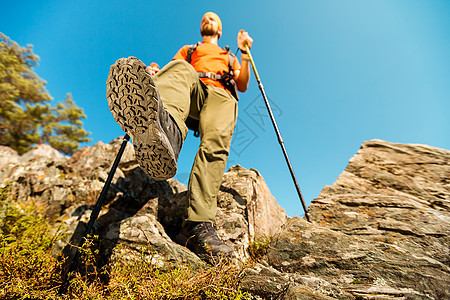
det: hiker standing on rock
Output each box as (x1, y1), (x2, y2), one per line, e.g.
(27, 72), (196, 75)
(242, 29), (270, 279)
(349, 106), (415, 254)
(106, 12), (253, 260)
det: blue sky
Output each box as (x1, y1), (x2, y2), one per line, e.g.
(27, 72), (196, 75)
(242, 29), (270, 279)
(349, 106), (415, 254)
(2, 1), (449, 217)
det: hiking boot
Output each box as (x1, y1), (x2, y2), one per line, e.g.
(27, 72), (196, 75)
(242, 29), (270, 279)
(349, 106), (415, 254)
(106, 57), (182, 180)
(175, 222), (233, 261)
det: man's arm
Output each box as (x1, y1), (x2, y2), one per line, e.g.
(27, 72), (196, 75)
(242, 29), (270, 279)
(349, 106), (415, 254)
(234, 30), (253, 92)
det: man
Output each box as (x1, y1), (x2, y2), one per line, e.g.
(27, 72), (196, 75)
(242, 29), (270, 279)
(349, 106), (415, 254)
(106, 12), (253, 260)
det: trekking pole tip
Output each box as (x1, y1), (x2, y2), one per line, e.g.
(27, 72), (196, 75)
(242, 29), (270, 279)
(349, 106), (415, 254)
(305, 212), (311, 222)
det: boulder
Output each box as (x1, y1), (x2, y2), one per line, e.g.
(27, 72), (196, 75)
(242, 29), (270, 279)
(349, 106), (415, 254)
(20, 143), (67, 163)
(0, 146), (19, 169)
(266, 217), (444, 299)
(215, 165), (288, 257)
(309, 139), (450, 265)
(243, 139), (449, 299)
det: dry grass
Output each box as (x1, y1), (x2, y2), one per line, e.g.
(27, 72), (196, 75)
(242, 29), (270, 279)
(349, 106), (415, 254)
(0, 185), (253, 299)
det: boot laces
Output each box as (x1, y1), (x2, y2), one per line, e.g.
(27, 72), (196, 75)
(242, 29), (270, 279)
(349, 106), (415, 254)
(194, 222), (221, 244)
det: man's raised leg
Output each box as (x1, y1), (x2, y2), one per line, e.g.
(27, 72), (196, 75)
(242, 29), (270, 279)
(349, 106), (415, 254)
(106, 57), (183, 180)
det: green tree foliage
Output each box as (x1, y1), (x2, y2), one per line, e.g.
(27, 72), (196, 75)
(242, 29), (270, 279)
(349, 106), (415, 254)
(0, 33), (91, 155)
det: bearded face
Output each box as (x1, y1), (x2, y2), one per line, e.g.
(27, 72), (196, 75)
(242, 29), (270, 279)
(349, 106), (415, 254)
(200, 14), (221, 37)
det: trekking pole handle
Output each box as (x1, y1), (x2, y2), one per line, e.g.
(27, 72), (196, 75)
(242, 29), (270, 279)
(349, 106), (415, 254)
(245, 45), (261, 82)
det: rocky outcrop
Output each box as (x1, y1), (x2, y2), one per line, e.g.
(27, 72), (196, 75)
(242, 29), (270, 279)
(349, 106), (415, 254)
(1, 138), (448, 299)
(309, 139), (449, 264)
(0, 137), (287, 267)
(243, 139), (449, 299)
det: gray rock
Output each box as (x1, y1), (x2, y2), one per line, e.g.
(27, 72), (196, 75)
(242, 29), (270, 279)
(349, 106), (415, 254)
(215, 165), (288, 258)
(0, 145), (19, 169)
(283, 285), (337, 300)
(20, 143), (67, 163)
(105, 214), (203, 268)
(240, 263), (291, 299)
(250, 140), (449, 299)
(2, 138), (448, 299)
(0, 138), (288, 272)
(266, 217), (448, 299)
(309, 139), (450, 266)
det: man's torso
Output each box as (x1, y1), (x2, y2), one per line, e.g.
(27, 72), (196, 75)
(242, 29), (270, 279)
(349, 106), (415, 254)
(173, 42), (240, 89)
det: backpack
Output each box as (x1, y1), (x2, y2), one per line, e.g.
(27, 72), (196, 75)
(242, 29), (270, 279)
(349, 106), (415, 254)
(185, 43), (239, 137)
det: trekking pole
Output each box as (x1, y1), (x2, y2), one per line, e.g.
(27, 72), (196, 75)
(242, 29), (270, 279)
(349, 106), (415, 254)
(245, 45), (310, 222)
(59, 134), (130, 294)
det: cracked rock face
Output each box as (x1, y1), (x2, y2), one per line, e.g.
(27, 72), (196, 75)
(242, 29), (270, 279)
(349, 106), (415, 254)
(253, 140), (449, 299)
(309, 139), (450, 265)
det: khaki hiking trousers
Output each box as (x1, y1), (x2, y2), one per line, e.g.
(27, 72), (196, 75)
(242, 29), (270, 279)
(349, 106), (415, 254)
(153, 60), (238, 223)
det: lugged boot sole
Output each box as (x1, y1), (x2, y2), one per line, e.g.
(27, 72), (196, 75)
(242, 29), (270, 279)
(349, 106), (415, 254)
(106, 57), (177, 180)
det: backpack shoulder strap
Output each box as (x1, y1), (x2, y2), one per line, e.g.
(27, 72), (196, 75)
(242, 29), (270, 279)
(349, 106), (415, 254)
(223, 45), (235, 76)
(187, 43), (235, 76)
(186, 42), (201, 63)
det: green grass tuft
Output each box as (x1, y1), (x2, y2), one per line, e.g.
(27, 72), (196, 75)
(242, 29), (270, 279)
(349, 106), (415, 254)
(247, 235), (271, 261)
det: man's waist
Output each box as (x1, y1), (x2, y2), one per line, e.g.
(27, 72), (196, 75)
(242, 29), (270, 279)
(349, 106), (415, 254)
(199, 78), (232, 94)
(197, 71), (226, 80)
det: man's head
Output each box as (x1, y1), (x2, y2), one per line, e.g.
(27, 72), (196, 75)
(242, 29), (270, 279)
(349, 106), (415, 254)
(200, 12), (222, 38)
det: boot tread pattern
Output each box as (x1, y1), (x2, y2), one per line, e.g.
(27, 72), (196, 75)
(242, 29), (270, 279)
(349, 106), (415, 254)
(106, 57), (176, 180)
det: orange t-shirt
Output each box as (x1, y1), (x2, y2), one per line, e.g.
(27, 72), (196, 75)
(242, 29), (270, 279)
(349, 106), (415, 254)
(173, 42), (240, 89)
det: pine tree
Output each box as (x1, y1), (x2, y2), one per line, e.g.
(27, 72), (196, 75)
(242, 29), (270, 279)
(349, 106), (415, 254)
(0, 33), (91, 155)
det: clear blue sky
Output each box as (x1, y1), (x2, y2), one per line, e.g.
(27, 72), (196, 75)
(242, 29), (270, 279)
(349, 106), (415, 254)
(2, 1), (449, 217)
